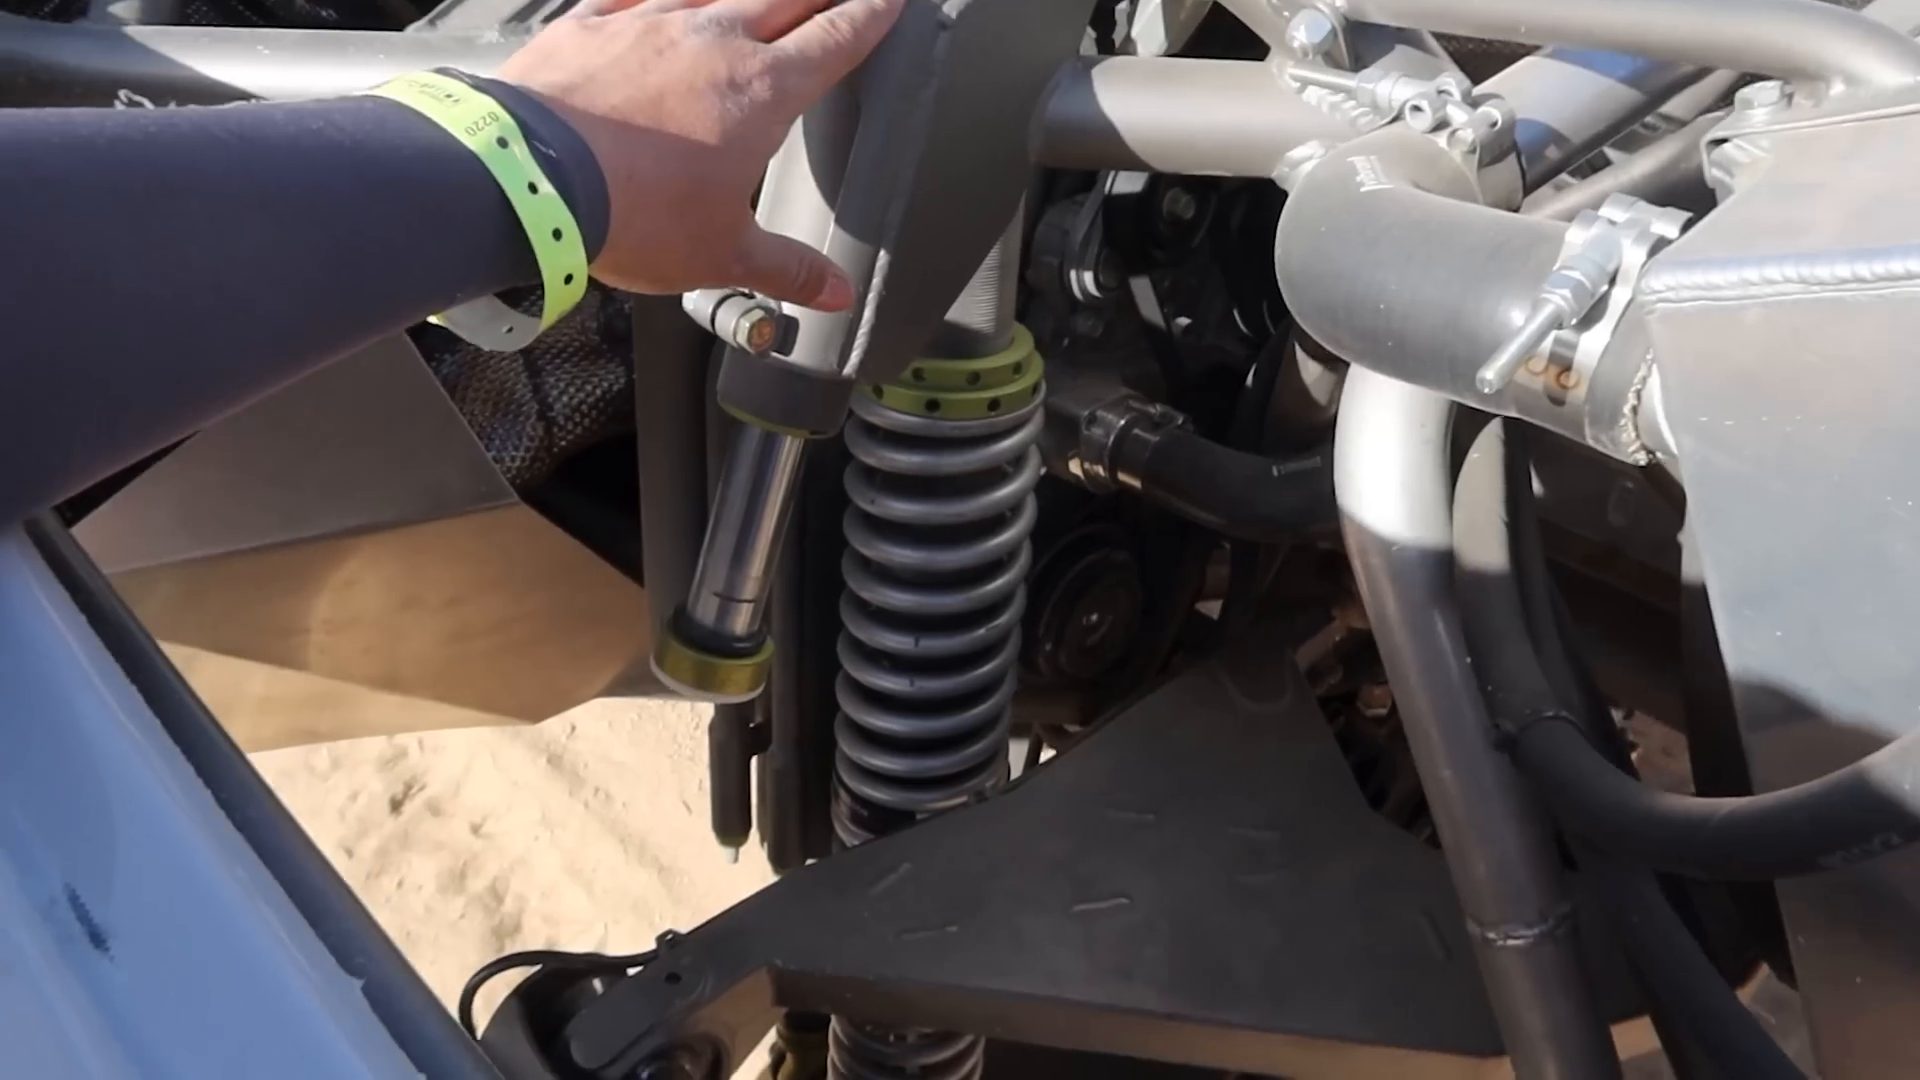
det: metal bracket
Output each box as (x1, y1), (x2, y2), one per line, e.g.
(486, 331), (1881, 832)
(484, 626), (1648, 1080)
(1503, 197), (1690, 429)
(1285, 61), (1520, 204)
(681, 289), (798, 358)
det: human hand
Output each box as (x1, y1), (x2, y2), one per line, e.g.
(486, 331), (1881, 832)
(500, 0), (905, 311)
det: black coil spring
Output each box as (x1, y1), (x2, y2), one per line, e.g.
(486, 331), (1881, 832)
(831, 390), (1045, 846)
(829, 1022), (985, 1080)
(828, 378), (1042, 1080)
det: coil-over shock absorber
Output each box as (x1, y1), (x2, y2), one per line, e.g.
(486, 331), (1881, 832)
(833, 326), (1044, 843)
(828, 236), (1042, 1080)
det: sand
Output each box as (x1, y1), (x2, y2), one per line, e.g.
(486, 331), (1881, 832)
(249, 697), (777, 1070)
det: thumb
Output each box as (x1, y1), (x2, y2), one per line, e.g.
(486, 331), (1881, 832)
(733, 226), (857, 311)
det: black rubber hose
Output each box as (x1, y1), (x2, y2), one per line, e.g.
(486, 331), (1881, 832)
(1125, 429), (1335, 543)
(1585, 855), (1805, 1080)
(1679, 529), (1797, 985)
(1510, 719), (1920, 880)
(1513, 434), (1920, 885)
(709, 701), (760, 853)
(1453, 422), (1804, 1080)
(1214, 332), (1295, 639)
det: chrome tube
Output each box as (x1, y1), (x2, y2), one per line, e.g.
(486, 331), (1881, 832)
(672, 88), (860, 687)
(683, 427), (807, 639)
(1342, 0), (1920, 96)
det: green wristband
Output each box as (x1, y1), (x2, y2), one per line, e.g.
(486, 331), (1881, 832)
(366, 70), (590, 352)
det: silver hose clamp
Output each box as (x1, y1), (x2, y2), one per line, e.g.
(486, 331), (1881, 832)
(1483, 196), (1691, 413)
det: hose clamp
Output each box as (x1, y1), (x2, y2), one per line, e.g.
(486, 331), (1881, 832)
(1071, 394), (1189, 494)
(1483, 196), (1690, 423)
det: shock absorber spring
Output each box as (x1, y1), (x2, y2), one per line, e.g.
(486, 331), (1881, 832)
(832, 326), (1046, 845)
(829, 1020), (986, 1080)
(827, 316), (1043, 1080)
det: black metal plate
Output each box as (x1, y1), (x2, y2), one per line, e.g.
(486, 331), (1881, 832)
(556, 629), (1526, 1079)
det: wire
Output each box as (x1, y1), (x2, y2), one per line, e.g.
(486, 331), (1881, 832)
(457, 946), (658, 1040)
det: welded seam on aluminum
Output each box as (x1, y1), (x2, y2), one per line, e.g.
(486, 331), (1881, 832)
(1640, 243), (1920, 305)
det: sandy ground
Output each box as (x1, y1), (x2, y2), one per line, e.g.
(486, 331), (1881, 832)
(247, 696), (778, 1072)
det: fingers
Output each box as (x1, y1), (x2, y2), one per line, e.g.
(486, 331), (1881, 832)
(733, 227), (857, 311)
(712, 0), (833, 41)
(570, 0), (714, 17)
(771, 0), (905, 97)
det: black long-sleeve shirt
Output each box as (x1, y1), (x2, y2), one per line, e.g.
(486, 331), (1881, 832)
(1, 76), (609, 525)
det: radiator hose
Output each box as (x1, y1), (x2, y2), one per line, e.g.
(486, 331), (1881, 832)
(1510, 718), (1920, 880)
(1129, 429), (1334, 542)
(1454, 420), (1805, 1079)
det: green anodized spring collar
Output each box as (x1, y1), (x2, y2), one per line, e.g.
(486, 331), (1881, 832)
(863, 325), (1044, 420)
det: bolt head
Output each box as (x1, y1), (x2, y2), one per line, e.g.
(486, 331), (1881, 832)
(1356, 682), (1394, 719)
(1401, 93), (1442, 134)
(1432, 72), (1473, 101)
(732, 307), (779, 354)
(1734, 79), (1790, 114)
(1070, 309), (1109, 339)
(1160, 186), (1198, 224)
(1285, 8), (1339, 60)
(1606, 478), (1639, 530)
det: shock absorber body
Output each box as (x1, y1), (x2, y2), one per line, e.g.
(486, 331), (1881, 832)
(828, 238), (1043, 1080)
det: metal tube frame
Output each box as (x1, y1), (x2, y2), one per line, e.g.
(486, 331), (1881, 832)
(5, 8), (1842, 193)
(1335, 369), (1622, 1080)
(1342, 0), (1920, 96)
(1480, 47), (1705, 191)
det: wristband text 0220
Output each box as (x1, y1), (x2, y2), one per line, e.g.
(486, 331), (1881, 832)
(364, 70), (590, 351)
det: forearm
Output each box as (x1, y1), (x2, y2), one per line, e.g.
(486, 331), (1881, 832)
(0, 79), (607, 524)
